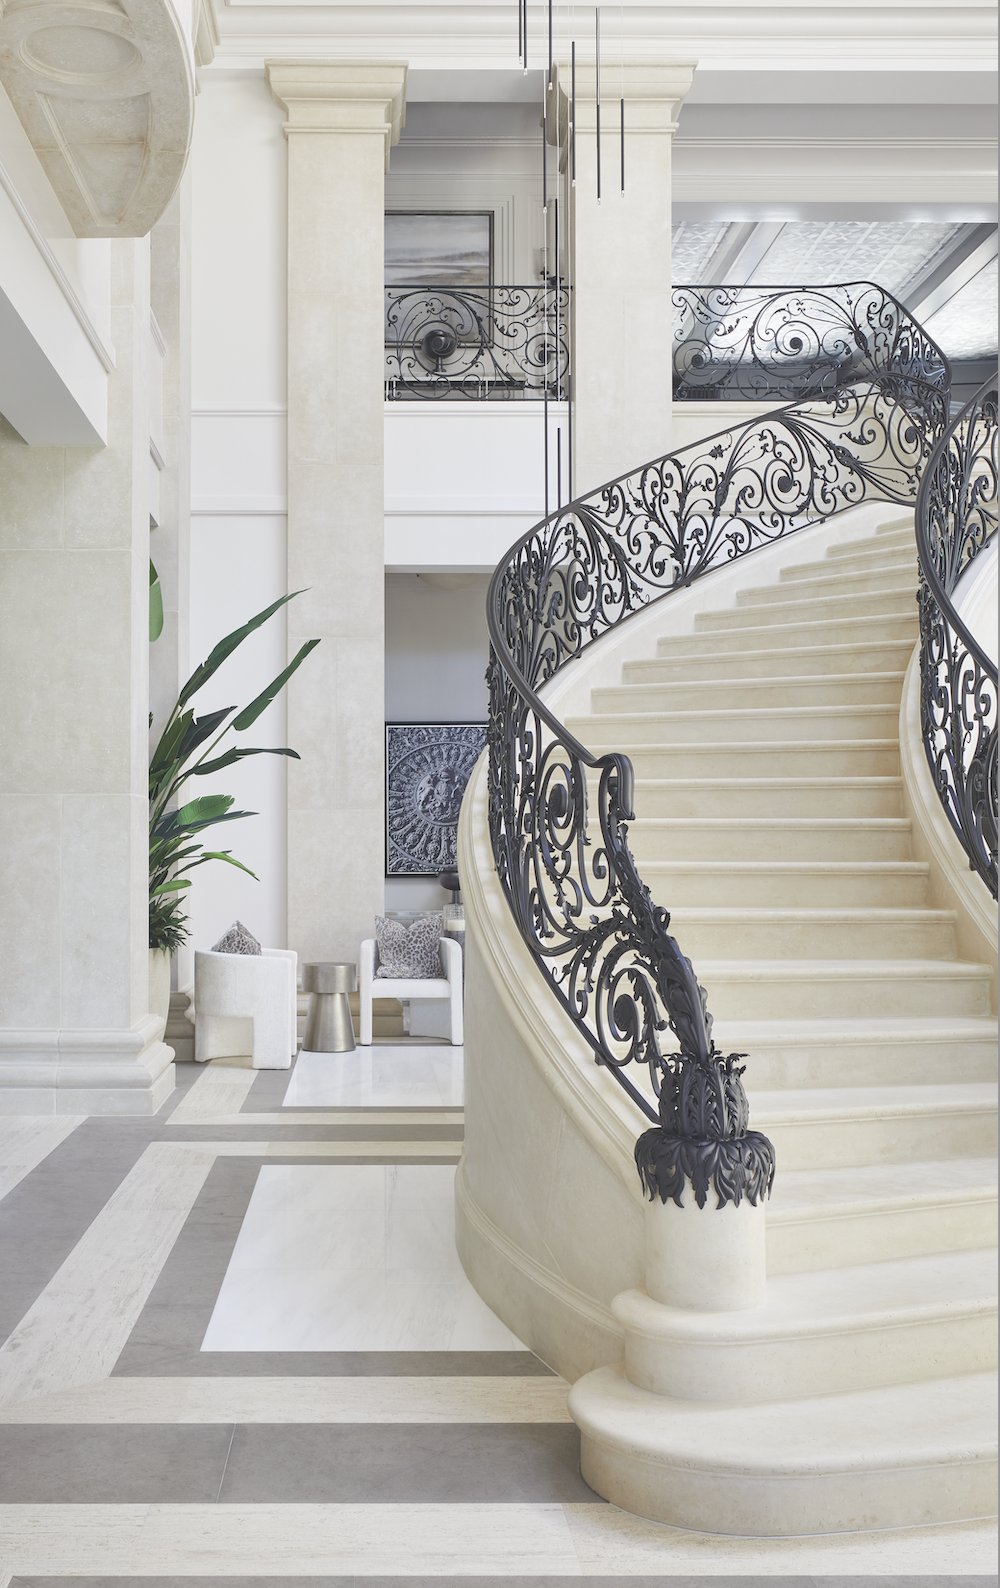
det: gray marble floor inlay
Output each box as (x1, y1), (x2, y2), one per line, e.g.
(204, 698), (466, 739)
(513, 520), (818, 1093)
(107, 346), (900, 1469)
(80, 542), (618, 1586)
(0, 1422), (595, 1504)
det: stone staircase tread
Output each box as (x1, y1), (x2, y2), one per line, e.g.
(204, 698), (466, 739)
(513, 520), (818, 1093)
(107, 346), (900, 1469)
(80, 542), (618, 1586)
(694, 957), (990, 978)
(570, 1367), (997, 1476)
(780, 557), (917, 583)
(770, 1157), (998, 1217)
(641, 860), (930, 875)
(711, 1015), (999, 1041)
(571, 705), (901, 726)
(634, 1249), (997, 1345)
(674, 613), (917, 640)
(600, 673), (908, 695)
(735, 580), (917, 606)
(622, 817), (914, 831)
(748, 1082), (998, 1118)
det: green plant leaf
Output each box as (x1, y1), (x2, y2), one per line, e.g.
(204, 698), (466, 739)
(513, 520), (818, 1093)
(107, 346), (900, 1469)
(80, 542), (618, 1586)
(231, 639), (322, 731)
(149, 560), (163, 642)
(190, 746), (300, 777)
(177, 591), (306, 710)
(150, 879), (192, 897)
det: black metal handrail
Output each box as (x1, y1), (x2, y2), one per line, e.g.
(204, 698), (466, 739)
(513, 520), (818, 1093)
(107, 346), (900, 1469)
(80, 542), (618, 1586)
(914, 373), (998, 897)
(485, 280), (951, 1201)
(385, 283), (569, 400)
(671, 281), (949, 404)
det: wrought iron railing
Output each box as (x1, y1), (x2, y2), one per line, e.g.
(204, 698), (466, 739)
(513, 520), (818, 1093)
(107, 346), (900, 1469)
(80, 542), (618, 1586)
(385, 284), (569, 400)
(485, 282), (950, 1201)
(914, 373), (998, 897)
(671, 282), (949, 404)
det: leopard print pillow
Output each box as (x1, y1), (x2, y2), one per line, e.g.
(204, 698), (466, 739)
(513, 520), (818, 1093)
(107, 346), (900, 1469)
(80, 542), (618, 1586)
(212, 920), (262, 955)
(374, 914), (442, 978)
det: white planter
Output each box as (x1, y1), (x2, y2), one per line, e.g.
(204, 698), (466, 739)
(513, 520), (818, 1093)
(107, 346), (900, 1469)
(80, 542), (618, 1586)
(148, 946), (172, 1032)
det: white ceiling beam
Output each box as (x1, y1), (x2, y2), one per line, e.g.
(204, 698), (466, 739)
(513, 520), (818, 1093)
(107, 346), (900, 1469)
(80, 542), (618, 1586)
(905, 225), (998, 320)
(697, 221), (786, 286)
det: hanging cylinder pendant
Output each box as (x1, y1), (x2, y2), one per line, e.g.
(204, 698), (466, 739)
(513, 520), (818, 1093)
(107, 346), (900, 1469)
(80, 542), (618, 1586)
(595, 7), (601, 201)
(620, 95), (625, 193)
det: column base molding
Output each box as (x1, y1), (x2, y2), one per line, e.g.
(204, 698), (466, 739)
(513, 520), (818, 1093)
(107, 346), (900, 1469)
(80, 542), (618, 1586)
(0, 1016), (175, 1115)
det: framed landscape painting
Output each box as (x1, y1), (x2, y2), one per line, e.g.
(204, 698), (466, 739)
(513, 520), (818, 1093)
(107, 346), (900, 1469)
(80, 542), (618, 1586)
(385, 723), (488, 877)
(384, 212), (493, 288)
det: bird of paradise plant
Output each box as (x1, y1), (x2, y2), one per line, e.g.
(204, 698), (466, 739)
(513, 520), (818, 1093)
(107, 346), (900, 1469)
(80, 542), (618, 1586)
(149, 592), (319, 952)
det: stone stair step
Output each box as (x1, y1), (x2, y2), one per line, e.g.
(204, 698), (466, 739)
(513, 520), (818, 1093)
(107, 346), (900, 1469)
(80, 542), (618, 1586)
(638, 639), (914, 681)
(710, 1016), (999, 1088)
(640, 859), (930, 908)
(569, 1366), (997, 1534)
(780, 549), (916, 582)
(748, 1082), (999, 1167)
(695, 590), (916, 630)
(629, 776), (904, 818)
(767, 1156), (998, 1272)
(621, 740), (900, 778)
(662, 906), (953, 959)
(693, 958), (994, 1021)
(738, 567), (916, 604)
(613, 1246), (996, 1402)
(618, 816), (914, 862)
(572, 703), (902, 745)
(659, 611), (918, 652)
(593, 672), (907, 713)
(826, 522), (915, 555)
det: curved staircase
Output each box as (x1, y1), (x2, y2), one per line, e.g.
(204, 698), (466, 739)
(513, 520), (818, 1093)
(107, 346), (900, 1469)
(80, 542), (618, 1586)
(460, 500), (998, 1534)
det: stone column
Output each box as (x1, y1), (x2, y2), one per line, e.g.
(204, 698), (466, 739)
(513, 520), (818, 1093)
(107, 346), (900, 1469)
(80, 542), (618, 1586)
(0, 239), (173, 1113)
(265, 61), (407, 966)
(557, 62), (695, 492)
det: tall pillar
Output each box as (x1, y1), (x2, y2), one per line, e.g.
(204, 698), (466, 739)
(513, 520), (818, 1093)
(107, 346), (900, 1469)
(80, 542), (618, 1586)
(266, 61), (407, 966)
(559, 62), (695, 492)
(0, 239), (173, 1113)
(150, 173), (193, 1001)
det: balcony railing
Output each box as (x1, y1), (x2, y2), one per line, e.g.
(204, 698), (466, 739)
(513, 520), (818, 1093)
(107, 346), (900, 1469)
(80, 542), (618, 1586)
(384, 280), (950, 412)
(385, 283), (570, 401)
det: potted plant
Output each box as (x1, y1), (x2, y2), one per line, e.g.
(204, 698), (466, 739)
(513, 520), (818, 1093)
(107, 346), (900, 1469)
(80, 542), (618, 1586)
(148, 590), (319, 1022)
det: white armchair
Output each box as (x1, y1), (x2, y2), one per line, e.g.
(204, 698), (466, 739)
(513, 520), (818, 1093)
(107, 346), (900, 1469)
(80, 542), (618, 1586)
(358, 933), (463, 1046)
(193, 948), (298, 1069)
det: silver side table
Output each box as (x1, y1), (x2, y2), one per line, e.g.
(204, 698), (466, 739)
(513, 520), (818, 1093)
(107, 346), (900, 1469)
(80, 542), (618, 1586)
(302, 961), (356, 1053)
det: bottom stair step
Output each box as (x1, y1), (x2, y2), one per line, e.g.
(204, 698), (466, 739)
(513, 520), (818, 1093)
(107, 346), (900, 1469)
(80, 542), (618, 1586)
(569, 1366), (997, 1535)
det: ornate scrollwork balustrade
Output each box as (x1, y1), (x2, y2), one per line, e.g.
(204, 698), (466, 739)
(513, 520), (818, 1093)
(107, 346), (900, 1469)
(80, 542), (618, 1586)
(486, 282), (950, 1202)
(672, 282), (949, 404)
(914, 374), (999, 897)
(385, 284), (569, 400)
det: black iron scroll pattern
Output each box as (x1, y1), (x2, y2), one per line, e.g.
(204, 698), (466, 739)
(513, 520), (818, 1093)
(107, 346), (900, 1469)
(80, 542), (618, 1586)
(672, 283), (949, 404)
(385, 285), (569, 400)
(915, 375), (998, 898)
(487, 289), (950, 1204)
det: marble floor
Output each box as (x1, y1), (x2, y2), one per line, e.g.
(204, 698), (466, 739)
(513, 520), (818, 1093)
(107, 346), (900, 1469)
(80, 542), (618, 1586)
(0, 1045), (995, 1584)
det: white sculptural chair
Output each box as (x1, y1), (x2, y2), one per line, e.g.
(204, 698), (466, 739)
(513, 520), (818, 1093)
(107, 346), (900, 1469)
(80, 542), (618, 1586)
(358, 933), (463, 1046)
(194, 948), (298, 1069)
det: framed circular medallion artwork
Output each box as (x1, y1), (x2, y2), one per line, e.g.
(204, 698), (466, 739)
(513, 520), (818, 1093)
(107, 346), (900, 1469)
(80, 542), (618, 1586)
(385, 723), (488, 876)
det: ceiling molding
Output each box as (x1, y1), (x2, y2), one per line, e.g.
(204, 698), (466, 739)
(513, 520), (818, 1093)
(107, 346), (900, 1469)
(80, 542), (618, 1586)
(0, 0), (196, 237)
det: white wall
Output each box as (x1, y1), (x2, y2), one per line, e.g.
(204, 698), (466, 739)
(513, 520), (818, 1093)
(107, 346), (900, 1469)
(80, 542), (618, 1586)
(385, 572), (491, 911)
(185, 514), (289, 953)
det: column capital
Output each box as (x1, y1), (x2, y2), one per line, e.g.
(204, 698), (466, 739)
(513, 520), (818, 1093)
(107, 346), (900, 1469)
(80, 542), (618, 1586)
(265, 60), (408, 165)
(553, 59), (696, 135)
